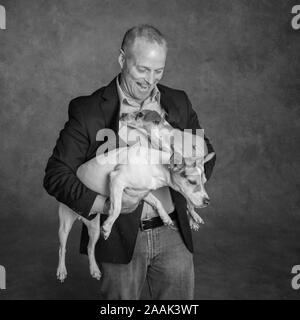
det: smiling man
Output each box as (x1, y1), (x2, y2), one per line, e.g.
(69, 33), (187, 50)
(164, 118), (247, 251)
(44, 25), (216, 300)
(118, 32), (166, 102)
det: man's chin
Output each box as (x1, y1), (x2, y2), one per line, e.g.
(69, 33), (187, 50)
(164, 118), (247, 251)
(134, 91), (150, 101)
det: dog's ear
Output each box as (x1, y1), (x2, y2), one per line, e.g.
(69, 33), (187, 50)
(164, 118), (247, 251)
(204, 152), (215, 163)
(191, 152), (215, 167)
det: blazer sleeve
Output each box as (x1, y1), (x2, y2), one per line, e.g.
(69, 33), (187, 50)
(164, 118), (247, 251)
(43, 99), (98, 217)
(184, 92), (216, 181)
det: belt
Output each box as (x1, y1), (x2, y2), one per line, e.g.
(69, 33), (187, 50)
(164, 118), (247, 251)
(140, 211), (177, 231)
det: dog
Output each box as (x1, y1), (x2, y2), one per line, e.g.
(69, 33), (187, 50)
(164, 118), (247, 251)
(120, 110), (213, 227)
(56, 110), (214, 282)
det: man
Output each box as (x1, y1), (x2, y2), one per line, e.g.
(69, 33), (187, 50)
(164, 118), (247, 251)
(44, 25), (216, 299)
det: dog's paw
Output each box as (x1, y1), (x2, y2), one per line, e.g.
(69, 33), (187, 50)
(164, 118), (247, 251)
(189, 217), (204, 231)
(190, 211), (204, 225)
(91, 270), (101, 280)
(101, 229), (110, 240)
(163, 218), (174, 227)
(57, 267), (67, 283)
(189, 221), (200, 231)
(90, 265), (102, 280)
(101, 223), (112, 240)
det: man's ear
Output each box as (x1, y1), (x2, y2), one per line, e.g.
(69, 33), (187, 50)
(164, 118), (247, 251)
(204, 152), (215, 163)
(118, 49), (125, 69)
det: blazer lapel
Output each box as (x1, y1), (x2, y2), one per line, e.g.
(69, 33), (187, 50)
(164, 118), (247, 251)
(158, 86), (184, 130)
(100, 76), (121, 146)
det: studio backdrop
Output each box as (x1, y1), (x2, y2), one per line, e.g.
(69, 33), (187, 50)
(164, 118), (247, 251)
(0, 0), (299, 299)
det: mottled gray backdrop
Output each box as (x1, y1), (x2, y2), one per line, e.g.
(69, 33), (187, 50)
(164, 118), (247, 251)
(0, 0), (299, 299)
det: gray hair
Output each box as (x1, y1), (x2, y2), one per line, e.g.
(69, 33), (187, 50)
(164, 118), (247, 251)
(121, 24), (167, 54)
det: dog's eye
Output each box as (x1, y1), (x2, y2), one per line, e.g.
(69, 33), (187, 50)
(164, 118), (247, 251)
(188, 180), (197, 185)
(179, 170), (186, 177)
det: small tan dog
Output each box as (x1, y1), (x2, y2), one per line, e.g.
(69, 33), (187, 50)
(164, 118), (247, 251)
(56, 110), (214, 282)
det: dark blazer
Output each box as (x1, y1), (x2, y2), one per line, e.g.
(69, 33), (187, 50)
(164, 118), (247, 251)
(43, 76), (216, 263)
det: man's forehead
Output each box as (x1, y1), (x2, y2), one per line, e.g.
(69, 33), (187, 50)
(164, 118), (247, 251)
(129, 38), (166, 57)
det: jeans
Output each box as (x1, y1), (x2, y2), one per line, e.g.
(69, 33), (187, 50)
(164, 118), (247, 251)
(99, 222), (194, 300)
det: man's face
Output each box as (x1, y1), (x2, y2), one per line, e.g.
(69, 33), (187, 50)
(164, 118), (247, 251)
(119, 38), (167, 102)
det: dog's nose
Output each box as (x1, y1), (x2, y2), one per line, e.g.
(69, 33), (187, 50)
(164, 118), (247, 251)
(203, 197), (210, 206)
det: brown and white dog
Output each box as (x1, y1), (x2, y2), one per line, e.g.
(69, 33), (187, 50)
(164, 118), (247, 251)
(56, 110), (214, 282)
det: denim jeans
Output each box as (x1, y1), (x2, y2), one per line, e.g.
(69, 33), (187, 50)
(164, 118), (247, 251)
(99, 222), (194, 300)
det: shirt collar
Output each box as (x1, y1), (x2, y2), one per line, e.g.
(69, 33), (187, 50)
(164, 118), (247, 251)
(116, 74), (160, 108)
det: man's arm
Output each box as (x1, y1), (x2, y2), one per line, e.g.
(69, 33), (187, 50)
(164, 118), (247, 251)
(43, 99), (106, 218)
(184, 92), (216, 181)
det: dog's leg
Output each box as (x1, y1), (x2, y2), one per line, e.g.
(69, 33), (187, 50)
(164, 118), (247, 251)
(101, 170), (125, 240)
(57, 203), (77, 282)
(186, 202), (204, 231)
(81, 214), (101, 280)
(143, 193), (174, 226)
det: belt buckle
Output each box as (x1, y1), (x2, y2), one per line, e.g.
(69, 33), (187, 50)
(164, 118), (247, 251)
(140, 218), (151, 231)
(140, 220), (146, 231)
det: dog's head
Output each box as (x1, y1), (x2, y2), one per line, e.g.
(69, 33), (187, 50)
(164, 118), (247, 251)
(169, 152), (215, 208)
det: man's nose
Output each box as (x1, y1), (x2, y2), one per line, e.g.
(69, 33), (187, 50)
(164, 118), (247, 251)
(145, 72), (155, 85)
(203, 197), (210, 206)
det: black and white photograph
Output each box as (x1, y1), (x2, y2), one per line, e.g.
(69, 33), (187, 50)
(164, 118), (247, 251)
(0, 0), (299, 302)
